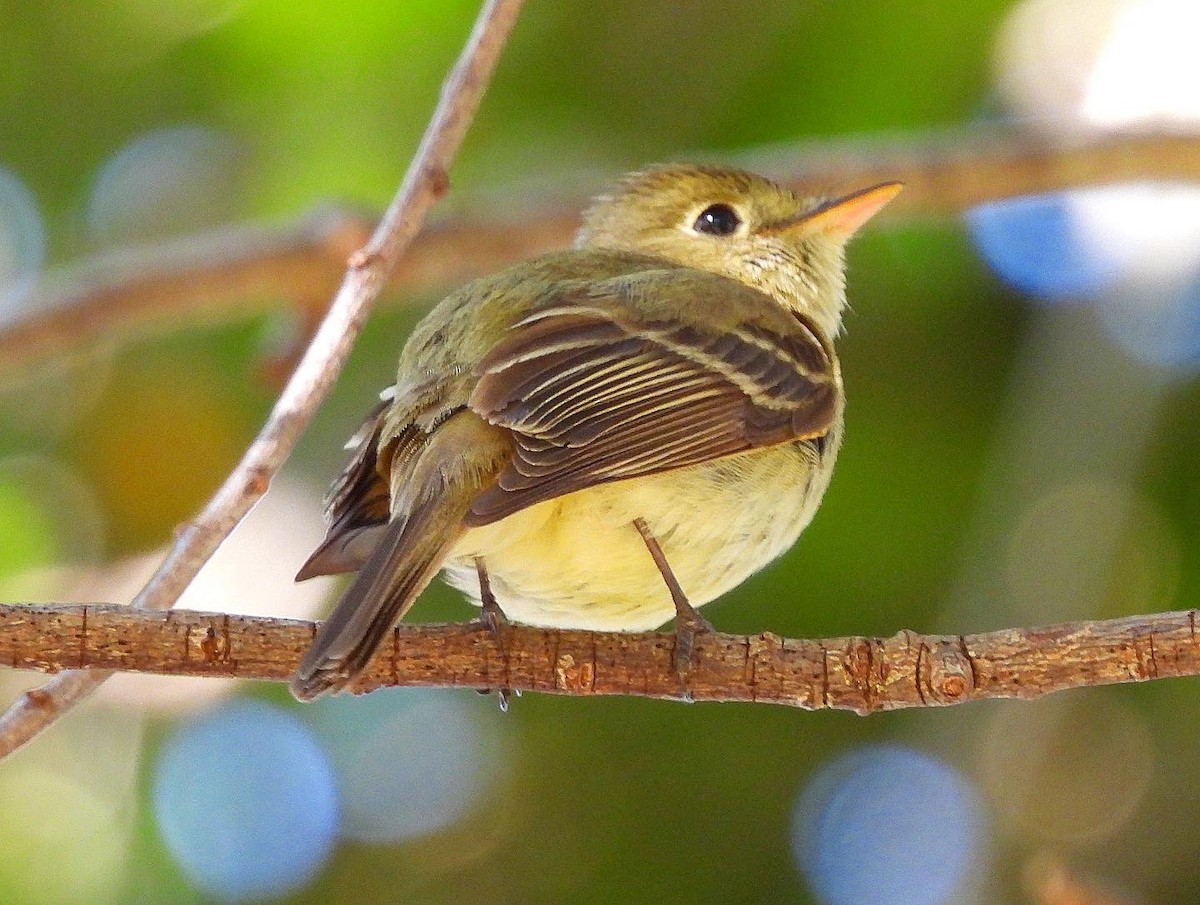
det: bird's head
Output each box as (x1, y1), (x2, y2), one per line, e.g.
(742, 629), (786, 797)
(577, 164), (900, 337)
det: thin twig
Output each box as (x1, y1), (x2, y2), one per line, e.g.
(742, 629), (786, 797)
(2, 603), (1196, 712)
(0, 0), (526, 760)
(2, 125), (1198, 376)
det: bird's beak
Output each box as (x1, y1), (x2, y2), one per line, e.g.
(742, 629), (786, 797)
(772, 181), (903, 240)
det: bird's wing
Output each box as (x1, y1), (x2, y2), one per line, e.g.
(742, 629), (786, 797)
(295, 394), (415, 580)
(465, 273), (840, 526)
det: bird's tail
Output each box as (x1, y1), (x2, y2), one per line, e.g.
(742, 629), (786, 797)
(291, 409), (512, 701)
(289, 491), (469, 701)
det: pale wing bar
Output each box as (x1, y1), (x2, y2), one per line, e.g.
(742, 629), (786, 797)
(465, 298), (838, 526)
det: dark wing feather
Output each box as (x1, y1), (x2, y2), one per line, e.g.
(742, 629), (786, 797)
(296, 396), (408, 580)
(465, 285), (839, 526)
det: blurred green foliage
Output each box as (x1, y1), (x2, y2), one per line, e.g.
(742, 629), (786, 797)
(2, 2), (1199, 904)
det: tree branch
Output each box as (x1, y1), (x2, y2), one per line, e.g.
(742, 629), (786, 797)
(756, 123), (1200, 214)
(3, 603), (1195, 712)
(0, 0), (526, 759)
(3, 125), (1199, 376)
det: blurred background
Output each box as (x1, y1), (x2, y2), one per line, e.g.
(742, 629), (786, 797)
(1, 1), (1199, 903)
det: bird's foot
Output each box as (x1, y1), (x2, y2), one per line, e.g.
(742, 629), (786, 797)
(672, 607), (714, 692)
(472, 557), (515, 709)
(475, 685), (521, 712)
(478, 594), (510, 646)
(473, 556), (509, 648)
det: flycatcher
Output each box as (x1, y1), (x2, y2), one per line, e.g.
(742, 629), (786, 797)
(291, 164), (900, 700)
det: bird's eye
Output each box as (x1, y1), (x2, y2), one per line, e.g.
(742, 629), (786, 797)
(692, 203), (742, 237)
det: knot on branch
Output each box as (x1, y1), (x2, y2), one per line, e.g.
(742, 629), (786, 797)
(424, 164), (451, 199)
(554, 652), (595, 693)
(833, 632), (982, 714)
(919, 634), (979, 704)
(833, 636), (887, 715)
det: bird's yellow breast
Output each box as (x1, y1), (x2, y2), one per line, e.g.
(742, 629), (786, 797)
(443, 437), (836, 631)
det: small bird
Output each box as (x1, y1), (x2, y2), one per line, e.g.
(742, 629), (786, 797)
(290, 164), (900, 700)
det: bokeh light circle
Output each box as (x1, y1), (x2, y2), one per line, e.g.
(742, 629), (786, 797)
(980, 694), (1153, 845)
(152, 699), (338, 902)
(964, 191), (1126, 301)
(86, 124), (243, 245)
(0, 768), (133, 905)
(993, 0), (1126, 127)
(792, 744), (984, 905)
(988, 0), (1200, 341)
(996, 0), (1200, 128)
(1004, 480), (1182, 619)
(1097, 274), (1200, 370)
(1070, 184), (1200, 285)
(1080, 0), (1200, 127)
(0, 456), (107, 598)
(0, 165), (44, 317)
(306, 688), (504, 844)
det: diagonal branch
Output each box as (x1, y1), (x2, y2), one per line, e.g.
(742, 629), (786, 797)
(2, 125), (1199, 375)
(0, 0), (526, 760)
(3, 603), (1195, 712)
